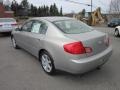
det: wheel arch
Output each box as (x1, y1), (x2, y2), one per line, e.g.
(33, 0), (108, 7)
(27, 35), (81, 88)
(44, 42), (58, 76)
(115, 27), (120, 33)
(38, 49), (54, 62)
(11, 34), (13, 39)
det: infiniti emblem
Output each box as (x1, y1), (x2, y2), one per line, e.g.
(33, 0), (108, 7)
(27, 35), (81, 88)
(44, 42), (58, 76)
(98, 41), (102, 44)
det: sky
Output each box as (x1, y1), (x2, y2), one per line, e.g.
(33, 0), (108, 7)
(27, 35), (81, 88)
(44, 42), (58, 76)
(6, 0), (111, 13)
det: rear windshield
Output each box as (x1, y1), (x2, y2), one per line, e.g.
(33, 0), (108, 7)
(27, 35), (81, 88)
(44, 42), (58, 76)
(53, 19), (93, 34)
(111, 18), (120, 22)
(0, 18), (16, 22)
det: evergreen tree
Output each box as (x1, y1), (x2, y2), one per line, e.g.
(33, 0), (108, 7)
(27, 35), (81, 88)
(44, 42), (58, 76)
(53, 3), (59, 16)
(50, 5), (53, 16)
(11, 0), (63, 17)
(21, 0), (29, 9)
(81, 9), (86, 18)
(20, 0), (29, 16)
(38, 6), (41, 16)
(60, 7), (63, 16)
(46, 6), (50, 16)
(30, 4), (34, 16)
(11, 0), (19, 16)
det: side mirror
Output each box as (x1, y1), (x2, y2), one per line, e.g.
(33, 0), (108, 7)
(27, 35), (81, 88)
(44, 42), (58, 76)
(15, 25), (22, 31)
(15, 27), (21, 31)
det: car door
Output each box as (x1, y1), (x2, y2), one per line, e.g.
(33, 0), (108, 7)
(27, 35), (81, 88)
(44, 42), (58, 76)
(14, 20), (33, 51)
(24, 20), (48, 57)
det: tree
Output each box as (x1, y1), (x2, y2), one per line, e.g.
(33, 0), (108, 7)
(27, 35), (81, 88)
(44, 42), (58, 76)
(20, 0), (29, 16)
(81, 9), (86, 18)
(11, 0), (19, 16)
(53, 3), (59, 16)
(11, 0), (62, 17)
(60, 7), (63, 16)
(50, 3), (59, 16)
(21, 0), (29, 9)
(50, 5), (53, 16)
(46, 6), (50, 16)
(109, 0), (120, 18)
(4, 0), (11, 11)
(29, 4), (34, 16)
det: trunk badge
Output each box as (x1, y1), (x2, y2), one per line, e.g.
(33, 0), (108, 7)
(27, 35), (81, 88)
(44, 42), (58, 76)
(98, 41), (102, 44)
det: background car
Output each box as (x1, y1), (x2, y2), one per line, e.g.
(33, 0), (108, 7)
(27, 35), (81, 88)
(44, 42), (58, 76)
(108, 18), (120, 27)
(11, 17), (112, 75)
(114, 26), (120, 37)
(0, 18), (17, 33)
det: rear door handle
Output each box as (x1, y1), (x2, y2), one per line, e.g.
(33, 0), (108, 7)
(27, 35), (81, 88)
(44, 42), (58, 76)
(37, 39), (41, 41)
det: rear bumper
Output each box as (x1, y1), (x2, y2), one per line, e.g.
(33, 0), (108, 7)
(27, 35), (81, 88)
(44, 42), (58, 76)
(0, 29), (12, 33)
(66, 45), (113, 74)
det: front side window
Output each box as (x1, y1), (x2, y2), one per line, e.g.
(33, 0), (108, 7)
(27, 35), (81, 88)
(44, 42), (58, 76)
(53, 20), (93, 34)
(22, 21), (33, 32)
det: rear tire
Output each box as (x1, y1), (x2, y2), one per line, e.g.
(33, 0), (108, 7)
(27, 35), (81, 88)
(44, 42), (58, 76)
(39, 50), (56, 75)
(114, 29), (120, 37)
(11, 37), (19, 49)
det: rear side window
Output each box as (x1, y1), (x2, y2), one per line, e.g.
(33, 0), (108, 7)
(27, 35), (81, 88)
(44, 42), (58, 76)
(0, 18), (16, 22)
(31, 20), (48, 34)
(53, 20), (93, 34)
(40, 23), (48, 34)
(31, 22), (41, 33)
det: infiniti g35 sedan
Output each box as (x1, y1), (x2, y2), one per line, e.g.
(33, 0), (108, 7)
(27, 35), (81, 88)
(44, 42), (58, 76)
(11, 17), (112, 75)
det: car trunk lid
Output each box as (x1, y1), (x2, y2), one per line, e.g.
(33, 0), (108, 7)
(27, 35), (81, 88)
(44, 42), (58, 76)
(64, 30), (108, 57)
(0, 22), (17, 29)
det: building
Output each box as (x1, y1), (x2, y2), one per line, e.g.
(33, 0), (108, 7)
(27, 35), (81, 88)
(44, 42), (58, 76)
(0, 0), (14, 18)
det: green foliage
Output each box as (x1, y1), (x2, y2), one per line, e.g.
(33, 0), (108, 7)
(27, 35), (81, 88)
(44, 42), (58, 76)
(11, 0), (19, 16)
(60, 7), (63, 16)
(81, 9), (86, 17)
(21, 0), (29, 9)
(11, 0), (63, 17)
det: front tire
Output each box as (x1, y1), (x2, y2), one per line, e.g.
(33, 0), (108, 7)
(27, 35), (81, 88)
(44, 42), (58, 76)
(114, 29), (120, 37)
(39, 51), (55, 75)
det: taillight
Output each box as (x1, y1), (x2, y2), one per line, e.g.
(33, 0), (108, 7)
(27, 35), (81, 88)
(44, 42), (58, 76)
(104, 36), (109, 46)
(63, 42), (92, 54)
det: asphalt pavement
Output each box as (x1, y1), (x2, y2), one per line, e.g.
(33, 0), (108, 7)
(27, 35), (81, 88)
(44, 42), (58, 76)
(0, 27), (120, 90)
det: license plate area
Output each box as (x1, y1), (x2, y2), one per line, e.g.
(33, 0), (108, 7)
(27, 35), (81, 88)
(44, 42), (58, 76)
(3, 24), (12, 28)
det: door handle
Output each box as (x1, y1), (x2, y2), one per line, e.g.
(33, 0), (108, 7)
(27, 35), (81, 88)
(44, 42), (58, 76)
(37, 39), (41, 41)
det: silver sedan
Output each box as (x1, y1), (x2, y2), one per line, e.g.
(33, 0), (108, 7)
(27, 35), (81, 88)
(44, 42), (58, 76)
(0, 18), (17, 33)
(11, 17), (112, 75)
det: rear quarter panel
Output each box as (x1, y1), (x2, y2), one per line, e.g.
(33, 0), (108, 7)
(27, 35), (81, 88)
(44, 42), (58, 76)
(42, 23), (87, 71)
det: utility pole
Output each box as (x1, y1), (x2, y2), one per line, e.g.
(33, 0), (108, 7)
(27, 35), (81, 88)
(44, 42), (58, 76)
(91, 0), (92, 13)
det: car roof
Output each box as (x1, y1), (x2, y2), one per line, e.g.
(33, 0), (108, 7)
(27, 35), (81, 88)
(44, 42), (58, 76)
(32, 16), (73, 22)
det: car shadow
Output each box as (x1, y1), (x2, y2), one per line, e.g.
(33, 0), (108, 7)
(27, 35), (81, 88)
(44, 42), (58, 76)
(51, 65), (113, 85)
(0, 33), (11, 37)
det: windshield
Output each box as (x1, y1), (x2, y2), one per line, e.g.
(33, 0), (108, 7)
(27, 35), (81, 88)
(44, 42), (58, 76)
(53, 19), (93, 34)
(0, 18), (16, 22)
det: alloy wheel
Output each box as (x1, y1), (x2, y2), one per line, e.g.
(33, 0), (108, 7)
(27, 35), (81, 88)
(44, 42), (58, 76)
(41, 54), (52, 73)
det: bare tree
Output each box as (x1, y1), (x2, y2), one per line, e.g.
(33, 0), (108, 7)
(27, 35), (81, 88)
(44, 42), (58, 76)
(109, 0), (120, 18)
